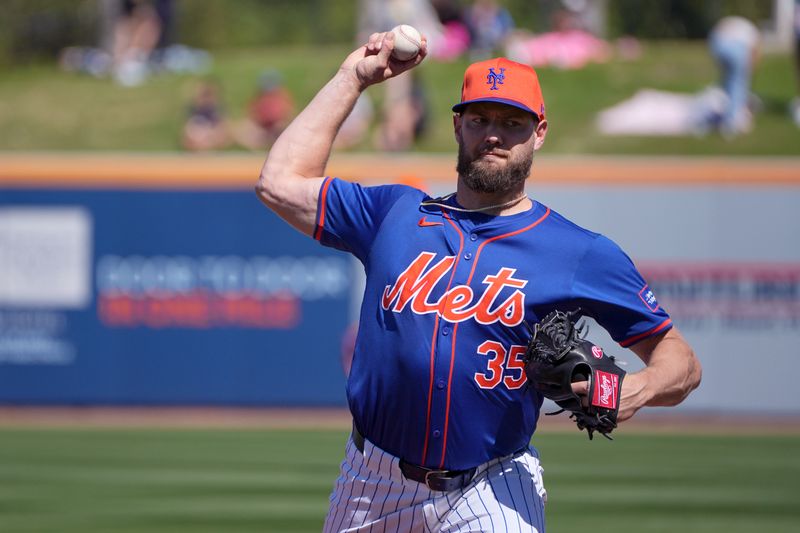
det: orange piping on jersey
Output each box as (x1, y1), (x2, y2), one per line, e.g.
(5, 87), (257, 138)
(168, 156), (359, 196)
(314, 178), (333, 241)
(466, 207), (551, 285)
(619, 318), (672, 347)
(438, 207), (551, 468)
(421, 211), (464, 465)
(439, 321), (462, 469)
(421, 314), (442, 466)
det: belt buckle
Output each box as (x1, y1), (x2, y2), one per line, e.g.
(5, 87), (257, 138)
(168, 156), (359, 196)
(424, 469), (455, 492)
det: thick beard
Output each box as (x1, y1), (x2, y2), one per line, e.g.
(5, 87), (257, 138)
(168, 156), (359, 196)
(456, 143), (534, 194)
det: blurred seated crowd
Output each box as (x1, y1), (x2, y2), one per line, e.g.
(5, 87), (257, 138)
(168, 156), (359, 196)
(57, 0), (800, 152)
(181, 71), (296, 153)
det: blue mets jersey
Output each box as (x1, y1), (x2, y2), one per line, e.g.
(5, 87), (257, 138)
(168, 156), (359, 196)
(314, 177), (672, 471)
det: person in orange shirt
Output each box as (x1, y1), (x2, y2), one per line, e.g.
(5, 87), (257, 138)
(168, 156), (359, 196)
(234, 70), (295, 150)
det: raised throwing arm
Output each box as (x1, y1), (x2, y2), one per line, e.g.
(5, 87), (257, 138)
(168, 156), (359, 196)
(255, 31), (427, 236)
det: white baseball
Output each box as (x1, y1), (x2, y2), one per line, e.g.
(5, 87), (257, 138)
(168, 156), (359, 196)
(390, 24), (422, 61)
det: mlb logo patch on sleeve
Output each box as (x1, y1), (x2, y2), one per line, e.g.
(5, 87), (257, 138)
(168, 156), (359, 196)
(638, 284), (659, 312)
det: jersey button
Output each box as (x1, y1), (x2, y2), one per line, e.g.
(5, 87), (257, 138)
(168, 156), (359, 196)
(442, 326), (450, 336)
(463, 252), (473, 260)
(436, 379), (445, 390)
(433, 429), (441, 438)
(470, 233), (478, 241)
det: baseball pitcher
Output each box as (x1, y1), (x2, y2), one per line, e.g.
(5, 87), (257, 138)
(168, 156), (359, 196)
(256, 29), (702, 533)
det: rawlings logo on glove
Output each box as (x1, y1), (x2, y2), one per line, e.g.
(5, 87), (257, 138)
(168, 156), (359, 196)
(524, 309), (626, 440)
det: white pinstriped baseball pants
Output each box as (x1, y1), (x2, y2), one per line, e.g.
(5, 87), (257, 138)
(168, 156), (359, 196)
(323, 436), (547, 533)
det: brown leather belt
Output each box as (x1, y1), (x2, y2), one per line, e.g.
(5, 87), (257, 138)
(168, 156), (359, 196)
(351, 425), (477, 492)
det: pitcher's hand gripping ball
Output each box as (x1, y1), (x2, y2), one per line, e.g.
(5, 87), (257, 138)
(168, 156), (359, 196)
(524, 310), (626, 440)
(390, 25), (422, 61)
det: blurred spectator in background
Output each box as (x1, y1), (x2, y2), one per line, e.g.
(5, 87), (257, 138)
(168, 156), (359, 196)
(110, 0), (165, 86)
(233, 70), (296, 151)
(792, 0), (800, 127)
(704, 15), (761, 137)
(464, 0), (514, 60)
(357, 0), (444, 50)
(596, 87), (726, 137)
(111, 0), (212, 85)
(354, 0), (440, 151)
(506, 3), (611, 70)
(429, 0), (471, 61)
(59, 0), (210, 86)
(181, 80), (230, 152)
(335, 93), (375, 150)
(374, 72), (429, 151)
(596, 14), (764, 139)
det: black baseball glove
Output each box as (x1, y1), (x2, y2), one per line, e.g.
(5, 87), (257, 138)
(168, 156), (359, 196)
(524, 309), (626, 440)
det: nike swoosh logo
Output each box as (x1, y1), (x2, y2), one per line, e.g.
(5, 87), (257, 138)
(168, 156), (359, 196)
(418, 216), (443, 227)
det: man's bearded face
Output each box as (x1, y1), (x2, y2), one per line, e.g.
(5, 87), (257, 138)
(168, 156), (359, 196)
(456, 140), (535, 194)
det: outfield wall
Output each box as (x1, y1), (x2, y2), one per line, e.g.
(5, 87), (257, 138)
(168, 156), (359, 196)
(1, 154), (798, 412)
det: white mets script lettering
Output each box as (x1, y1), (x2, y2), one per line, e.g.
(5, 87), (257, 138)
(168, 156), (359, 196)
(381, 252), (528, 326)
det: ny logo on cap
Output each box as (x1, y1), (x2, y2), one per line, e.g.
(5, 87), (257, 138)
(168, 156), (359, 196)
(486, 68), (505, 91)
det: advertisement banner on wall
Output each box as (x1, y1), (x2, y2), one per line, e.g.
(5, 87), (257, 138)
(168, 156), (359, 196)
(2, 155), (799, 413)
(0, 189), (353, 405)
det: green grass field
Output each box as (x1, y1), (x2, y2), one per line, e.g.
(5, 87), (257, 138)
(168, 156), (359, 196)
(1, 428), (798, 532)
(1, 42), (798, 155)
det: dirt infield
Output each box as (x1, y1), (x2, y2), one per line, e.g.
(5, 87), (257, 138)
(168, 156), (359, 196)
(1, 406), (797, 434)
